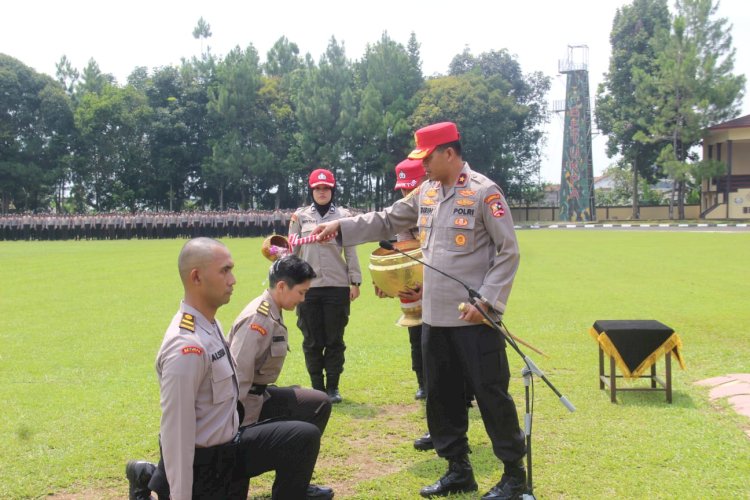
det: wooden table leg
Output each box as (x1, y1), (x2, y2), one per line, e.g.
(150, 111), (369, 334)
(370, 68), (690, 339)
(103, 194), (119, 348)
(651, 363), (657, 388)
(610, 355), (617, 403)
(665, 349), (672, 403)
(599, 346), (604, 390)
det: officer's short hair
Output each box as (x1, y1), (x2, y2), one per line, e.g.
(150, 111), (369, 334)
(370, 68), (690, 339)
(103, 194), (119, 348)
(269, 255), (316, 288)
(435, 140), (462, 157)
(178, 237), (226, 282)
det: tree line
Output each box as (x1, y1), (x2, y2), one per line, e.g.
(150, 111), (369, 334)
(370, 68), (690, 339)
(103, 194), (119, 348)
(1, 27), (549, 215)
(2, 0), (744, 219)
(595, 0), (745, 219)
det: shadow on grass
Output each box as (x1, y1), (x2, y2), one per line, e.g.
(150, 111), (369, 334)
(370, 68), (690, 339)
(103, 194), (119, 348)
(597, 390), (698, 408)
(328, 400), (383, 419)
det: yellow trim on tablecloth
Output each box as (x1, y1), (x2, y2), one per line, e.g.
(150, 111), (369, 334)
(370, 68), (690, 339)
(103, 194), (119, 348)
(589, 327), (686, 379)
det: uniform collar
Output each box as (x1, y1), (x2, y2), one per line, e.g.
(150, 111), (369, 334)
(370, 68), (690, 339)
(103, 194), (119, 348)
(432, 162), (471, 201)
(454, 162), (471, 188)
(180, 301), (221, 336)
(308, 203), (337, 217)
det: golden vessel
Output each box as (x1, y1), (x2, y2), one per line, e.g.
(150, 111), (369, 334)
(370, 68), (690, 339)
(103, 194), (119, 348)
(369, 240), (424, 327)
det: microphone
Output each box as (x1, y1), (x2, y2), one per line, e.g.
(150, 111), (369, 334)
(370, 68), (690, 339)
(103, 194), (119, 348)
(378, 240), (490, 308)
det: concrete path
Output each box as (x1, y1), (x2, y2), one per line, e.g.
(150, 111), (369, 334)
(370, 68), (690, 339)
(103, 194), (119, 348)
(695, 374), (750, 438)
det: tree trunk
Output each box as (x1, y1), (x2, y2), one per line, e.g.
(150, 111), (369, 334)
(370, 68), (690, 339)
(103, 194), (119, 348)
(678, 180), (685, 219)
(669, 180), (676, 220)
(631, 159), (640, 220)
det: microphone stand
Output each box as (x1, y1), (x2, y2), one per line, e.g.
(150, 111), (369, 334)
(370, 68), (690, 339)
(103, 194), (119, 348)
(379, 240), (575, 499)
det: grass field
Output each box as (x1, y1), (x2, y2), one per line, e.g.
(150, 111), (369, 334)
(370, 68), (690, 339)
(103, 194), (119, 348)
(1, 230), (749, 499)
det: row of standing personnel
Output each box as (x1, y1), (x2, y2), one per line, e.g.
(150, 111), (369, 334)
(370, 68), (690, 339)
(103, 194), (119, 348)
(0, 210), (292, 241)
(126, 121), (527, 499)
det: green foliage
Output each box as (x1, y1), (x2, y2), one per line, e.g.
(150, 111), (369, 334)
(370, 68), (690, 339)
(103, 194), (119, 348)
(413, 49), (550, 202)
(633, 0), (745, 218)
(1, 233), (749, 498)
(0, 54), (75, 212)
(595, 0), (671, 216)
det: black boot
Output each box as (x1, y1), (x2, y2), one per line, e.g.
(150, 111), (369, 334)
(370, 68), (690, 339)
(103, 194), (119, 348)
(310, 373), (325, 392)
(415, 371), (426, 400)
(413, 432), (434, 451)
(419, 454), (478, 497)
(306, 483), (334, 498)
(125, 460), (156, 500)
(326, 373), (342, 403)
(481, 459), (527, 499)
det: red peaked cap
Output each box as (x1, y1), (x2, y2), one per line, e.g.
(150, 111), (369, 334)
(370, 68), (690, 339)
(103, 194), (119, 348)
(408, 122), (460, 159)
(309, 168), (335, 188)
(394, 158), (426, 191)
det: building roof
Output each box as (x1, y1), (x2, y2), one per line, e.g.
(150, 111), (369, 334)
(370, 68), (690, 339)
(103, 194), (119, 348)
(707, 114), (750, 130)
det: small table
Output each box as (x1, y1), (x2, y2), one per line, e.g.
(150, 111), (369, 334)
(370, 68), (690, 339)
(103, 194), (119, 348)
(589, 320), (686, 403)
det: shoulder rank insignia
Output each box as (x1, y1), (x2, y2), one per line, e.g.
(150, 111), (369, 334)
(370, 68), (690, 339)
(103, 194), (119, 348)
(402, 188), (419, 201)
(257, 300), (271, 316)
(179, 313), (195, 332)
(455, 173), (468, 187)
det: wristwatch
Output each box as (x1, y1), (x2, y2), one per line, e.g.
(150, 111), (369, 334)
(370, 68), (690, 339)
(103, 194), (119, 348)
(351, 282), (361, 287)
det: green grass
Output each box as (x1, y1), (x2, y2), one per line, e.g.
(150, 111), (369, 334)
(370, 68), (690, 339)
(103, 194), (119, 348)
(1, 232), (749, 498)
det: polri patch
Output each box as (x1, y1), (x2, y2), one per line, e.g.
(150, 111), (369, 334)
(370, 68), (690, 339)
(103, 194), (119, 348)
(490, 201), (505, 218)
(251, 323), (268, 336)
(182, 346), (203, 355)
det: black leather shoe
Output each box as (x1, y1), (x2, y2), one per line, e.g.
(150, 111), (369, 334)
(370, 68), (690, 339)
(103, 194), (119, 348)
(125, 460), (155, 500)
(307, 483), (334, 499)
(415, 386), (426, 400)
(413, 432), (434, 451)
(327, 388), (342, 404)
(419, 455), (478, 497)
(481, 469), (527, 499)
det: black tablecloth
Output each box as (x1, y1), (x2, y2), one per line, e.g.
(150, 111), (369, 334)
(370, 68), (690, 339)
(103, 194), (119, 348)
(590, 320), (686, 378)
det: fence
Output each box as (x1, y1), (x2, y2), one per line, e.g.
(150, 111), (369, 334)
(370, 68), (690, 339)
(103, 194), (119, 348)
(510, 204), (701, 223)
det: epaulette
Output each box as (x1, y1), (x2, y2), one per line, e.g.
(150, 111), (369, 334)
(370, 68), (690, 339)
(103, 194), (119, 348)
(257, 300), (271, 316)
(402, 187), (419, 202)
(179, 312), (196, 332)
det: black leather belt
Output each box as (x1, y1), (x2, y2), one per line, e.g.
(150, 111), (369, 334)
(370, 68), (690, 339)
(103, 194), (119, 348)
(248, 384), (267, 395)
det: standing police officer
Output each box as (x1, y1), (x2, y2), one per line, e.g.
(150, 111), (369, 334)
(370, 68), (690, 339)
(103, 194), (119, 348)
(289, 169), (362, 403)
(126, 238), (325, 500)
(311, 122), (527, 499)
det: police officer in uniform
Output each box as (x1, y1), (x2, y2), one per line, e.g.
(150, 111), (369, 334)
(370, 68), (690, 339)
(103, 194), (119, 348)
(312, 122), (527, 499)
(126, 238), (325, 500)
(228, 255), (333, 498)
(289, 168), (361, 403)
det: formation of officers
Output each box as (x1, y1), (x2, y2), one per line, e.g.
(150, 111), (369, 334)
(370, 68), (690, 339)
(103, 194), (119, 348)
(125, 121), (529, 500)
(0, 209), (294, 241)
